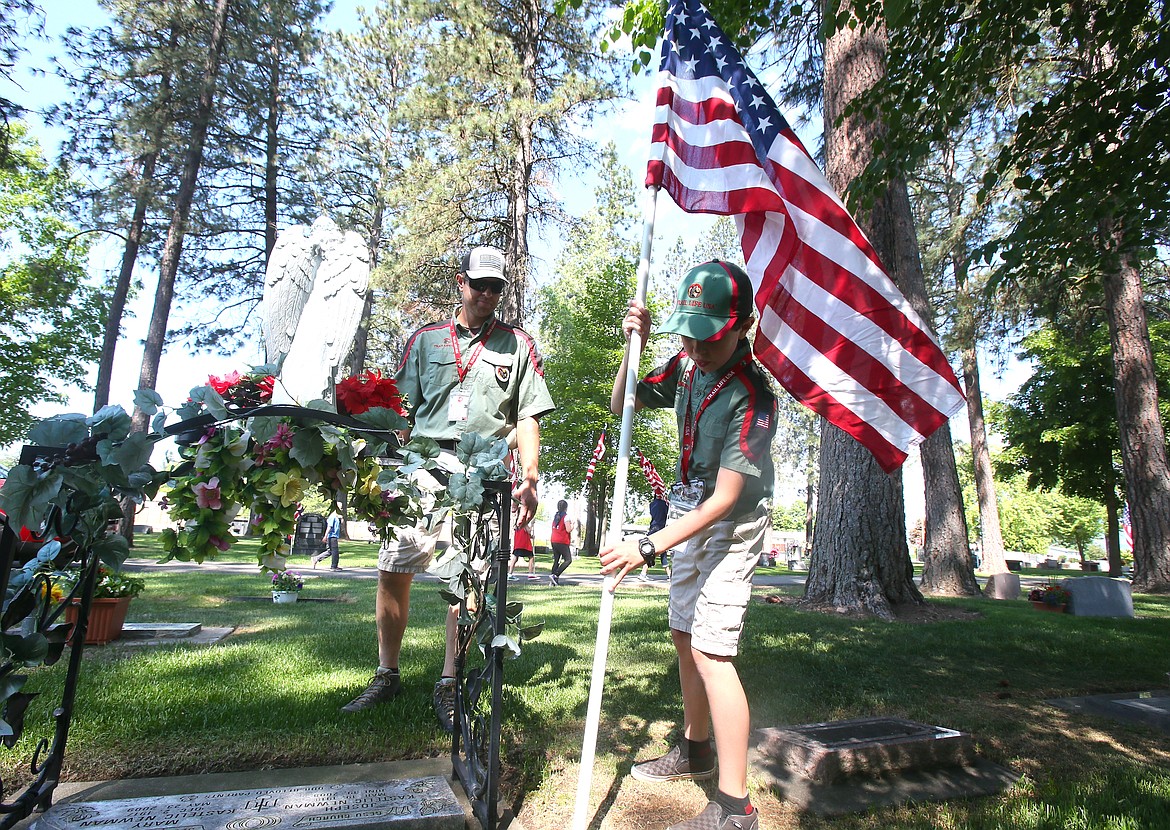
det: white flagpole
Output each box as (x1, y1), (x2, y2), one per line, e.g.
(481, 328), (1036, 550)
(571, 184), (660, 830)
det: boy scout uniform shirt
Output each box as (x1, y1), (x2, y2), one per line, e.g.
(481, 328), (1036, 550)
(636, 341), (777, 520)
(396, 316), (555, 441)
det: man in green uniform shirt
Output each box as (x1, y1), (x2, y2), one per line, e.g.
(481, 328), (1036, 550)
(343, 246), (555, 731)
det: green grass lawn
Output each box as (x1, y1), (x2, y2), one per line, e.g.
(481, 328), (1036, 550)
(6, 537), (1169, 830)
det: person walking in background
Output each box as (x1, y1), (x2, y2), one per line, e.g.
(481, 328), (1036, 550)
(341, 245), (555, 732)
(549, 498), (574, 585)
(312, 508), (343, 570)
(508, 516), (538, 580)
(601, 261), (777, 830)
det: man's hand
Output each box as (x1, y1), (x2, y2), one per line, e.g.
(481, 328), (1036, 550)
(512, 477), (538, 528)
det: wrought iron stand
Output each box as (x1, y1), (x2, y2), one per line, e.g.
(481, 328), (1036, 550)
(0, 448), (105, 829)
(450, 479), (512, 830)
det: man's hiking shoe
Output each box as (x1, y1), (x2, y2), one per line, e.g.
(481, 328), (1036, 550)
(668, 802), (758, 830)
(630, 742), (716, 782)
(434, 679), (457, 734)
(340, 671), (400, 712)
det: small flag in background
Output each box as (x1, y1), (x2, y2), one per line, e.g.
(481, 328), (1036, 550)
(635, 448), (668, 498)
(584, 429), (607, 485)
(1122, 503), (1134, 553)
(646, 0), (965, 472)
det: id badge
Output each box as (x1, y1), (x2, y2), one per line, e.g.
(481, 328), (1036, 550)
(669, 480), (705, 512)
(447, 389), (471, 422)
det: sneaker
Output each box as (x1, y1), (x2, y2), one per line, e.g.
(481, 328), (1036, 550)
(630, 743), (716, 782)
(549, 574), (559, 586)
(527, 574), (539, 580)
(507, 574), (519, 581)
(668, 802), (757, 830)
(434, 679), (457, 734)
(341, 671), (401, 712)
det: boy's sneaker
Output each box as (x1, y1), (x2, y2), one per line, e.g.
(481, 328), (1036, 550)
(668, 802), (757, 830)
(630, 743), (716, 782)
(340, 671), (401, 712)
(527, 574), (539, 580)
(507, 574), (519, 581)
(433, 679), (457, 734)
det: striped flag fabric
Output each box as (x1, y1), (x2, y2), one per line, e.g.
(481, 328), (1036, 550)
(646, 0), (965, 472)
(635, 448), (668, 498)
(1122, 503), (1134, 553)
(584, 429), (606, 485)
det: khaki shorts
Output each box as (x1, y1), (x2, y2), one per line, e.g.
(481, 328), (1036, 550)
(668, 508), (768, 657)
(377, 459), (456, 574)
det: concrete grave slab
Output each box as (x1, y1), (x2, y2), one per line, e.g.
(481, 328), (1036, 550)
(33, 777), (464, 830)
(750, 717), (1017, 816)
(1062, 576), (1133, 617)
(1048, 689), (1170, 734)
(984, 573), (1021, 600)
(120, 623), (202, 640)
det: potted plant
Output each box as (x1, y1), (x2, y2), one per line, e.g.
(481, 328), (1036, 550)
(1028, 582), (1071, 612)
(271, 569), (304, 603)
(63, 565), (146, 644)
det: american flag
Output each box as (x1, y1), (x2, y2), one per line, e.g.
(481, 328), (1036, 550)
(584, 429), (606, 485)
(1122, 503), (1133, 553)
(647, 0), (965, 472)
(635, 448), (668, 498)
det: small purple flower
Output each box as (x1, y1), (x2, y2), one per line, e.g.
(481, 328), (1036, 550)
(193, 477), (222, 510)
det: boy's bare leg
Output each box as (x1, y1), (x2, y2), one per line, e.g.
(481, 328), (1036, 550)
(672, 629), (711, 743)
(692, 647), (750, 799)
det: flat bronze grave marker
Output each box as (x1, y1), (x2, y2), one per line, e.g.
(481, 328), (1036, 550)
(33, 777), (463, 830)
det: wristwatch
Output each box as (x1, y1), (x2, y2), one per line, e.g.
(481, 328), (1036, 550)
(638, 536), (657, 566)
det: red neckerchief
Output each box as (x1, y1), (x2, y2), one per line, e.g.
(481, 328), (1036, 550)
(680, 352), (753, 483)
(450, 318), (495, 383)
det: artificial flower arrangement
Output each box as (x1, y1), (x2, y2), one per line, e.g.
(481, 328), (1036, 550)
(152, 365), (509, 572)
(271, 570), (304, 593)
(1028, 582), (1072, 606)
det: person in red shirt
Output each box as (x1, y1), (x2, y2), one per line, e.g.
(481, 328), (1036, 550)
(549, 498), (574, 585)
(508, 518), (538, 581)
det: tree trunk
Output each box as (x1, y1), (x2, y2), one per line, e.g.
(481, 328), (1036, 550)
(962, 340), (1008, 574)
(131, 0), (232, 435)
(873, 177), (975, 596)
(501, 0), (538, 326)
(1100, 216), (1170, 592)
(806, 4), (924, 614)
(94, 31), (178, 412)
(806, 426), (921, 619)
(1103, 476), (1121, 576)
(94, 150), (157, 413)
(263, 38), (280, 263)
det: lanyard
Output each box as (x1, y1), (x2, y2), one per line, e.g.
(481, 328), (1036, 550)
(680, 353), (752, 483)
(449, 319), (494, 384)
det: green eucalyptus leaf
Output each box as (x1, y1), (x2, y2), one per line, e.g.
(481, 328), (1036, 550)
(189, 385), (229, 420)
(88, 405), (132, 441)
(134, 388), (164, 416)
(0, 466), (63, 532)
(29, 415), (87, 447)
(290, 428), (325, 468)
(519, 622), (544, 641)
(439, 588), (462, 606)
(151, 410), (169, 435)
(93, 533), (130, 569)
(490, 633), (521, 657)
(353, 406), (409, 432)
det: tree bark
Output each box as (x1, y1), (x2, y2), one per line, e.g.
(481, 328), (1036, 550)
(806, 427), (920, 620)
(1100, 216), (1170, 592)
(132, 0), (232, 435)
(961, 340), (1008, 574)
(806, 3), (925, 614)
(500, 0), (538, 326)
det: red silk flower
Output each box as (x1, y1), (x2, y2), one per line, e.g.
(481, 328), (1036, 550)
(336, 371), (407, 417)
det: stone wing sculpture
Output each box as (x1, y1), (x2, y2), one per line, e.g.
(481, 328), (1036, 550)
(262, 215), (370, 405)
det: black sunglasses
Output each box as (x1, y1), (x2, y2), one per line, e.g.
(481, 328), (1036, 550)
(466, 277), (505, 295)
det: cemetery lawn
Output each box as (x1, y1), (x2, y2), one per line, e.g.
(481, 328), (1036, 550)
(7, 537), (1168, 830)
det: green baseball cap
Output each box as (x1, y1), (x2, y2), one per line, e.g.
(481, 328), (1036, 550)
(657, 260), (753, 342)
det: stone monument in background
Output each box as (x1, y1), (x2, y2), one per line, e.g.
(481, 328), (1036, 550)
(262, 215), (369, 405)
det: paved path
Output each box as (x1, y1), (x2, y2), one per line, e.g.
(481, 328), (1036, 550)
(122, 557), (1064, 592)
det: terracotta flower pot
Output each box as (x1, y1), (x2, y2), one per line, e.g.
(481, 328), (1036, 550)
(1030, 600), (1067, 613)
(65, 597), (132, 644)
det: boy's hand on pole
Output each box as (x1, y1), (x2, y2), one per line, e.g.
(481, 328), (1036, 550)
(598, 539), (643, 590)
(622, 301), (651, 345)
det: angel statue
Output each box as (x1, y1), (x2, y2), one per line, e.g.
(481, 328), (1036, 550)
(261, 215), (370, 405)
